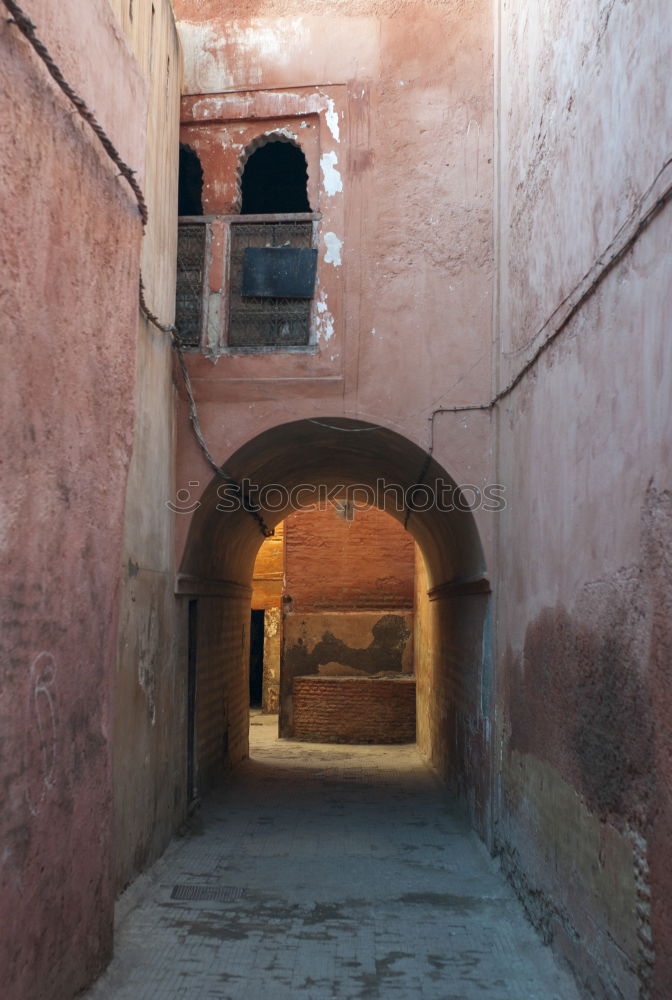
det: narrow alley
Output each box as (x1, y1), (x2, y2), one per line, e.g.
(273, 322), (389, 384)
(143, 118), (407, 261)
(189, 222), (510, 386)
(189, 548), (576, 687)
(4, 2), (672, 997)
(85, 716), (579, 1000)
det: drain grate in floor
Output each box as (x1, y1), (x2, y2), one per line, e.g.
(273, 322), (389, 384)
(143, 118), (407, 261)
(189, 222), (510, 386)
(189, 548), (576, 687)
(170, 884), (245, 903)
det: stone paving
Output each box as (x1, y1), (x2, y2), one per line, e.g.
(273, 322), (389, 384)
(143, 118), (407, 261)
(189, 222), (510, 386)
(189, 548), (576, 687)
(84, 714), (580, 1000)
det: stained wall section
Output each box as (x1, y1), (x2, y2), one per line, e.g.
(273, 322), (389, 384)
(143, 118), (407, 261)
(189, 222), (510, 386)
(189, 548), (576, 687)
(0, 1), (150, 997)
(494, 1), (672, 996)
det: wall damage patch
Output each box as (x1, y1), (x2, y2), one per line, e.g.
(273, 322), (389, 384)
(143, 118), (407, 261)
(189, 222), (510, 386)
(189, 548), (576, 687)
(325, 98), (340, 143)
(315, 290), (335, 342)
(323, 232), (343, 266)
(320, 151), (343, 196)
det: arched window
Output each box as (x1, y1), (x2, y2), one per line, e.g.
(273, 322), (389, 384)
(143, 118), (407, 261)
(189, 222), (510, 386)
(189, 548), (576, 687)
(227, 136), (316, 350)
(178, 144), (203, 216)
(175, 145), (206, 348)
(240, 139), (310, 215)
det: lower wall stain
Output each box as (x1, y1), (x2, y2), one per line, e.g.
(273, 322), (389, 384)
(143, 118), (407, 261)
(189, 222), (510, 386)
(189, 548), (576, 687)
(281, 611), (413, 736)
(285, 613), (411, 676)
(499, 486), (672, 1000)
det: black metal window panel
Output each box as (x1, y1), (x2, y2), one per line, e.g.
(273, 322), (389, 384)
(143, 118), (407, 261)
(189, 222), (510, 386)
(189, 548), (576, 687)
(229, 221), (314, 348)
(175, 224), (206, 348)
(242, 247), (318, 299)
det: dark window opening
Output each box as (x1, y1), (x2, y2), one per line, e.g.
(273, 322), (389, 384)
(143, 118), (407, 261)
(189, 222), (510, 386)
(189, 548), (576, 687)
(249, 610), (265, 707)
(178, 145), (203, 216)
(241, 141), (310, 215)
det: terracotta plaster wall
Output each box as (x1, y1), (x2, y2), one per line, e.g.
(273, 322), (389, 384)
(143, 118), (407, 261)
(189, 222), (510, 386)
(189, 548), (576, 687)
(172, 0), (496, 578)
(495, 2), (672, 996)
(251, 520), (284, 609)
(0, 2), (148, 998)
(262, 606), (282, 713)
(107, 0), (184, 896)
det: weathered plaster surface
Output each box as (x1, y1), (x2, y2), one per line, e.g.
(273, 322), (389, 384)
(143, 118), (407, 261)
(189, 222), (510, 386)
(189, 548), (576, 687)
(281, 611), (414, 736)
(0, 3), (148, 996)
(174, 0), (495, 574)
(109, 0), (183, 896)
(262, 607), (282, 713)
(498, 0), (672, 366)
(495, 0), (672, 989)
(176, 13), (381, 94)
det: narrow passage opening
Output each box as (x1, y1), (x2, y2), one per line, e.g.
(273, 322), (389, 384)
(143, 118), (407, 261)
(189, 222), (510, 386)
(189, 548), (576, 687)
(249, 502), (417, 747)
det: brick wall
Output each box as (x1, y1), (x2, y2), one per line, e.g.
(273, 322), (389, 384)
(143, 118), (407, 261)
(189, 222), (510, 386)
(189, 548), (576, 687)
(292, 676), (416, 743)
(284, 506), (414, 611)
(196, 596), (249, 792)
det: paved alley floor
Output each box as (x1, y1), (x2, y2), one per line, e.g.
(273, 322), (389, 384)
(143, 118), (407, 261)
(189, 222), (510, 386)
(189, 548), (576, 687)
(85, 714), (580, 1000)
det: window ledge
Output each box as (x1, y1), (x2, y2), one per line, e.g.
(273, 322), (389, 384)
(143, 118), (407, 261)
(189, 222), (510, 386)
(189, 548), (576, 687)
(218, 344), (320, 356)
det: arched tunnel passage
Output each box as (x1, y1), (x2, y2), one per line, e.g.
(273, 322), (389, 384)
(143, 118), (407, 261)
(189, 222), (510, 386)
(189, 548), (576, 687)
(178, 418), (494, 839)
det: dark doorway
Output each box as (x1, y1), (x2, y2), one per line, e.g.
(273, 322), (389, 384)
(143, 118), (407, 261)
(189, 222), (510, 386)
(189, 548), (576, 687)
(249, 609), (265, 707)
(241, 140), (310, 214)
(187, 599), (198, 804)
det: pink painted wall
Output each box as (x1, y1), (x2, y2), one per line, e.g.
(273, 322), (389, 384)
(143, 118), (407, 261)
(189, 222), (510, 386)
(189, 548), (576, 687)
(494, 1), (672, 996)
(172, 0), (495, 576)
(0, 3), (147, 997)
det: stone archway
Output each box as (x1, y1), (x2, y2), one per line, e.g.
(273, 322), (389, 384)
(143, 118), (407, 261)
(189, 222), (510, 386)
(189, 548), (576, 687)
(178, 417), (494, 840)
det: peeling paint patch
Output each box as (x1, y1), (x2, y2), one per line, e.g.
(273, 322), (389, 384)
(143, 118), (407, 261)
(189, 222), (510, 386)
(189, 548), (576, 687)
(179, 19), (307, 92)
(325, 99), (340, 143)
(264, 126), (297, 142)
(320, 151), (343, 196)
(323, 232), (343, 266)
(315, 291), (335, 342)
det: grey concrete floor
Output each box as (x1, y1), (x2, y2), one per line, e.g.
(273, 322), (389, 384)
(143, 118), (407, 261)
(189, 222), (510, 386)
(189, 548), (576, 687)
(85, 714), (580, 1000)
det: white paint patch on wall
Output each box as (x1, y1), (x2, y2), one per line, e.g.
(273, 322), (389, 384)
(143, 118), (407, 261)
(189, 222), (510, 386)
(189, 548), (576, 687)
(325, 99), (340, 143)
(177, 19), (307, 93)
(237, 19), (306, 63)
(265, 126), (298, 142)
(178, 22), (233, 91)
(323, 232), (343, 266)
(320, 151), (343, 196)
(315, 290), (335, 342)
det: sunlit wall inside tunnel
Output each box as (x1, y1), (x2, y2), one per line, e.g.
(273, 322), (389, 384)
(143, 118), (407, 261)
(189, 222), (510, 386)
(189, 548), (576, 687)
(251, 503), (417, 743)
(178, 418), (494, 839)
